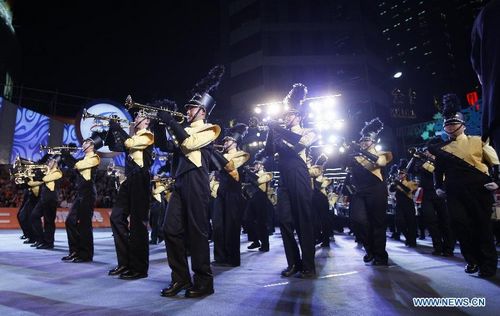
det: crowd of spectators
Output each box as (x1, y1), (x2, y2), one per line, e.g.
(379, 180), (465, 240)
(0, 165), (119, 208)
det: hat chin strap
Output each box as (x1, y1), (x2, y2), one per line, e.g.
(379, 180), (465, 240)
(444, 123), (464, 138)
(188, 106), (204, 124)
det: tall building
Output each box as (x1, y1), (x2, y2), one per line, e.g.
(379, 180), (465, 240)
(219, 0), (391, 139)
(376, 0), (486, 121)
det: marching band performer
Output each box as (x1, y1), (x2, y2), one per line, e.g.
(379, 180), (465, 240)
(30, 155), (63, 249)
(156, 66), (223, 298)
(106, 109), (154, 280)
(309, 154), (333, 248)
(388, 159), (418, 248)
(149, 172), (170, 245)
(264, 83), (318, 278)
(212, 124), (250, 267)
(60, 133), (103, 263)
(345, 118), (393, 265)
(243, 158), (273, 252)
(406, 147), (455, 256)
(430, 93), (498, 277)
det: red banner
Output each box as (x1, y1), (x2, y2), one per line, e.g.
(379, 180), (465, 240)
(0, 208), (112, 229)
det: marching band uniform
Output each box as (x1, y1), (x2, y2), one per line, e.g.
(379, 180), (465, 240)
(347, 118), (393, 265)
(61, 133), (103, 262)
(212, 124), (249, 266)
(407, 150), (455, 256)
(430, 93), (499, 277)
(388, 161), (418, 247)
(30, 157), (63, 249)
(18, 183), (40, 244)
(264, 83), (318, 278)
(244, 161), (273, 251)
(107, 116), (154, 280)
(309, 158), (333, 247)
(157, 65), (224, 298)
(149, 177), (169, 245)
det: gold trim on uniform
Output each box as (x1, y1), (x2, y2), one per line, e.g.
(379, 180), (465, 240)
(290, 125), (319, 163)
(125, 128), (154, 168)
(396, 179), (418, 200)
(41, 167), (63, 191)
(441, 134), (499, 175)
(75, 152), (100, 181)
(182, 120), (221, 167)
(210, 178), (220, 198)
(354, 146), (393, 181)
(152, 182), (167, 203)
(256, 170), (273, 192)
(224, 149), (250, 169)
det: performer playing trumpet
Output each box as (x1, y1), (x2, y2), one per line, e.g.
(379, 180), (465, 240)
(60, 133), (104, 262)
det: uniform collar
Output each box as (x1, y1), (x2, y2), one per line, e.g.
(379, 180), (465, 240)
(291, 125), (301, 133)
(190, 120), (205, 128)
(136, 128), (150, 135)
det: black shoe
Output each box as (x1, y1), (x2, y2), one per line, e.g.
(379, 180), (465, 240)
(247, 241), (260, 250)
(20, 235), (27, 240)
(62, 252), (78, 261)
(36, 243), (54, 249)
(119, 270), (148, 280)
(478, 270), (496, 278)
(419, 236), (426, 240)
(72, 257), (92, 263)
(296, 270), (316, 279)
(30, 241), (42, 248)
(281, 264), (300, 277)
(363, 254), (374, 263)
(161, 282), (192, 297)
(185, 286), (214, 298)
(464, 264), (479, 274)
(442, 251), (454, 257)
(23, 239), (36, 244)
(211, 261), (232, 267)
(259, 246), (269, 252)
(320, 241), (330, 248)
(372, 259), (388, 266)
(108, 265), (129, 276)
(149, 240), (158, 245)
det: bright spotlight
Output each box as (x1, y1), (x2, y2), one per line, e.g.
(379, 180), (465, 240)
(256, 132), (261, 137)
(393, 71), (403, 79)
(254, 107), (262, 114)
(333, 120), (344, 130)
(328, 135), (337, 144)
(268, 103), (281, 116)
(308, 113), (314, 118)
(375, 144), (382, 151)
(324, 98), (336, 107)
(339, 147), (346, 153)
(324, 146), (333, 155)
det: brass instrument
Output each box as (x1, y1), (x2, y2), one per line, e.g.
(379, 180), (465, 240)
(10, 156), (49, 184)
(82, 108), (130, 130)
(106, 161), (125, 177)
(125, 95), (187, 124)
(40, 145), (82, 155)
(151, 177), (175, 188)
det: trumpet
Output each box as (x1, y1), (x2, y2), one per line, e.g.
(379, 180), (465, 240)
(125, 95), (187, 124)
(151, 177), (175, 188)
(40, 145), (82, 155)
(82, 109), (130, 130)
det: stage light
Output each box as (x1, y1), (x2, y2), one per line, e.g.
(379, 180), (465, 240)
(328, 135), (338, 144)
(256, 132), (261, 137)
(393, 71), (403, 79)
(268, 103), (281, 116)
(324, 98), (336, 107)
(318, 140), (324, 145)
(375, 144), (382, 151)
(323, 146), (334, 155)
(254, 107), (262, 114)
(308, 113), (314, 118)
(339, 146), (346, 153)
(333, 120), (344, 130)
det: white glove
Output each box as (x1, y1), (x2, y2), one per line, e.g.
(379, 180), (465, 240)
(484, 182), (499, 191)
(435, 188), (446, 198)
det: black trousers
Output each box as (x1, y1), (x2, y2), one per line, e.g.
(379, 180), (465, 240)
(245, 190), (270, 247)
(277, 166), (315, 272)
(18, 192), (38, 240)
(421, 197), (455, 253)
(150, 199), (166, 243)
(312, 189), (332, 244)
(31, 187), (58, 245)
(163, 169), (213, 289)
(395, 195), (417, 246)
(110, 168), (150, 274)
(350, 182), (388, 262)
(66, 185), (95, 260)
(213, 188), (244, 266)
(446, 185), (497, 274)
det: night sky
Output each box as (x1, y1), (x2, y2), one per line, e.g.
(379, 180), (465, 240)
(12, 0), (220, 112)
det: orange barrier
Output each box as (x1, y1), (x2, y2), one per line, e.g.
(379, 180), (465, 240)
(0, 208), (112, 229)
